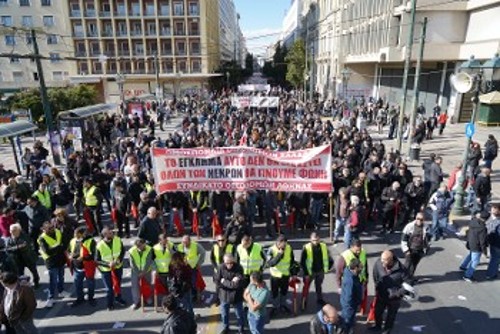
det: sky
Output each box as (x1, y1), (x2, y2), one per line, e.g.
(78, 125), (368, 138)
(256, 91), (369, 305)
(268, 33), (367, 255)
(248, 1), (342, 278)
(234, 0), (291, 57)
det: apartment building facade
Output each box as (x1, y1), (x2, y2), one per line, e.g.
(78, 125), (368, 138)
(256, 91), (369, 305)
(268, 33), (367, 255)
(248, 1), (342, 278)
(0, 0), (76, 95)
(219, 0), (241, 64)
(311, 0), (500, 121)
(68, 0), (220, 100)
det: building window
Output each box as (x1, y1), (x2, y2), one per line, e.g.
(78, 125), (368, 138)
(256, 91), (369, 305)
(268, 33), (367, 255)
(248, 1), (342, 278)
(0, 72), (3, 82)
(19, 0), (30, 6)
(33, 72), (39, 81)
(191, 41), (200, 55)
(52, 71), (64, 81)
(1, 16), (12, 27)
(25, 33), (34, 44)
(13, 72), (24, 83)
(160, 2), (170, 16)
(0, 0), (7, 6)
(43, 15), (54, 27)
(191, 60), (201, 73)
(47, 34), (57, 44)
(178, 60), (187, 73)
(189, 2), (198, 15)
(173, 2), (183, 15)
(176, 41), (185, 55)
(10, 57), (20, 63)
(50, 53), (61, 62)
(41, 0), (51, 5)
(21, 16), (33, 27)
(5, 35), (15, 46)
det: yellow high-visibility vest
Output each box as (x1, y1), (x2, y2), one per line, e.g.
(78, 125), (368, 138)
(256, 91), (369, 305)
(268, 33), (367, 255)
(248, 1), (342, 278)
(83, 186), (98, 206)
(177, 242), (199, 269)
(38, 229), (62, 260)
(33, 190), (51, 209)
(213, 243), (234, 267)
(341, 248), (368, 283)
(304, 242), (329, 275)
(236, 243), (263, 275)
(190, 191), (208, 210)
(129, 245), (152, 272)
(153, 243), (173, 273)
(269, 244), (292, 278)
(96, 236), (123, 272)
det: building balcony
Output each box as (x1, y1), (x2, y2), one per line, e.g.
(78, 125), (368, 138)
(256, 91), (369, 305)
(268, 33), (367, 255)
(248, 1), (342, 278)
(189, 9), (199, 16)
(174, 10), (184, 16)
(131, 30), (143, 36)
(101, 30), (114, 37)
(85, 10), (96, 17)
(174, 30), (185, 36)
(145, 11), (155, 16)
(160, 29), (171, 36)
(116, 31), (128, 37)
(133, 50), (145, 56)
(104, 50), (115, 56)
(118, 50), (130, 56)
(100, 11), (111, 17)
(162, 50), (173, 56)
(75, 51), (87, 57)
(189, 30), (200, 36)
(130, 11), (141, 17)
(191, 49), (201, 56)
(70, 10), (82, 17)
(176, 50), (186, 56)
(114, 11), (127, 17)
(160, 10), (170, 16)
(87, 31), (99, 37)
(146, 30), (157, 36)
(90, 51), (102, 56)
(73, 31), (84, 38)
(135, 69), (146, 74)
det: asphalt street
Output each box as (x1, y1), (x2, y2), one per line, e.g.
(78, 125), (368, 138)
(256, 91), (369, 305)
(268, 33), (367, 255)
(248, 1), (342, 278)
(0, 114), (499, 333)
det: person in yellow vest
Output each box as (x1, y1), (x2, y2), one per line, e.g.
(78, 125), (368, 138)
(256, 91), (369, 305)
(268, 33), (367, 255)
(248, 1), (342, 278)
(266, 234), (294, 316)
(300, 232), (333, 309)
(210, 234), (235, 306)
(83, 177), (103, 233)
(95, 227), (127, 310)
(152, 233), (175, 298)
(177, 235), (206, 299)
(32, 182), (52, 210)
(38, 221), (68, 308)
(129, 238), (154, 310)
(335, 238), (369, 315)
(67, 226), (97, 307)
(236, 234), (266, 288)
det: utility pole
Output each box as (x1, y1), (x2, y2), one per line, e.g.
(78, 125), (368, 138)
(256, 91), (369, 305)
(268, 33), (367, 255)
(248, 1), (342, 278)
(407, 17), (428, 160)
(304, 19), (309, 102)
(32, 29), (61, 165)
(395, 0), (418, 153)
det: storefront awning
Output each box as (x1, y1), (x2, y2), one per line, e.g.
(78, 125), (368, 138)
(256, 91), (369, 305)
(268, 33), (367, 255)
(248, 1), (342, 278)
(58, 103), (117, 119)
(0, 120), (37, 138)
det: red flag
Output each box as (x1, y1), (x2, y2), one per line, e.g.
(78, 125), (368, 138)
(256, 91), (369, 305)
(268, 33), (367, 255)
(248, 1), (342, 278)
(83, 208), (95, 234)
(111, 270), (121, 295)
(367, 294), (377, 322)
(287, 211), (295, 229)
(111, 207), (118, 225)
(140, 276), (153, 300)
(275, 211), (281, 234)
(131, 203), (139, 220)
(173, 211), (184, 235)
(154, 273), (168, 295)
(212, 215), (222, 237)
(192, 211), (199, 235)
(65, 251), (73, 276)
(81, 244), (97, 279)
(360, 284), (368, 315)
(239, 132), (248, 146)
(195, 269), (206, 292)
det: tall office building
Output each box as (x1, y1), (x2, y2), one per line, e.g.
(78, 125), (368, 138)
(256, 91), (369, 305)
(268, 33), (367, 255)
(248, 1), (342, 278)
(0, 0), (76, 95)
(68, 0), (220, 100)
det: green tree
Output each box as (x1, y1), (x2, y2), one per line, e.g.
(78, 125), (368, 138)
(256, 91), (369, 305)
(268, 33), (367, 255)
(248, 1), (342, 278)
(11, 85), (98, 124)
(285, 39), (306, 89)
(244, 53), (254, 77)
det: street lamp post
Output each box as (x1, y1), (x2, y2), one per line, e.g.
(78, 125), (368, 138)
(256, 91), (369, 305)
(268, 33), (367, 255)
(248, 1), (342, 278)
(451, 54), (500, 215)
(341, 67), (352, 101)
(225, 71), (230, 90)
(116, 73), (126, 115)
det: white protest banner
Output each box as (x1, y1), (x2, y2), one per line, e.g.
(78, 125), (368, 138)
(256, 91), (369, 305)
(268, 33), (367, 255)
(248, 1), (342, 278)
(151, 145), (332, 193)
(231, 96), (280, 108)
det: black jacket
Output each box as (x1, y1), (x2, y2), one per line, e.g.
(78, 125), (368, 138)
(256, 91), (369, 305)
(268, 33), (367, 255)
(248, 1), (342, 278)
(473, 174), (491, 199)
(466, 218), (488, 253)
(372, 258), (410, 301)
(160, 308), (197, 334)
(214, 262), (244, 304)
(484, 139), (498, 160)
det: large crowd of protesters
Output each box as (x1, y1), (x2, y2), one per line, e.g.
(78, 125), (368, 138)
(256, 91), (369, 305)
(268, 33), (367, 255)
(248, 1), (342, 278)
(0, 88), (497, 334)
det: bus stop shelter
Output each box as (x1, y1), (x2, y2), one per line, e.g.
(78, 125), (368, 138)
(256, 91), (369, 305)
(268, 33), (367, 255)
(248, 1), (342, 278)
(0, 120), (38, 174)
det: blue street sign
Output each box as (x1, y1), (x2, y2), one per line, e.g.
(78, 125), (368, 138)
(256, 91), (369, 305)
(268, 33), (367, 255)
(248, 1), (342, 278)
(465, 122), (475, 138)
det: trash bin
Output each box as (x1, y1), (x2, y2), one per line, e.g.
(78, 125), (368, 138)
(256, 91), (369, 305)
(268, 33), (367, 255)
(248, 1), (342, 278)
(410, 144), (421, 161)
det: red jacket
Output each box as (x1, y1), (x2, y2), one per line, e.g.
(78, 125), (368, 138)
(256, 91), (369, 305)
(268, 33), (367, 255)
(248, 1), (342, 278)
(0, 215), (14, 238)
